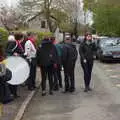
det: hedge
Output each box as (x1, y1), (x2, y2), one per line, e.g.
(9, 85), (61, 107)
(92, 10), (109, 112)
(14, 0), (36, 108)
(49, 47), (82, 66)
(0, 27), (9, 47)
(12, 30), (53, 46)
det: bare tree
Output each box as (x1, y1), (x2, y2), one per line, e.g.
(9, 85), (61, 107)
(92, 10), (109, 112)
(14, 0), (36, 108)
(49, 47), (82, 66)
(0, 6), (24, 30)
(18, 0), (83, 34)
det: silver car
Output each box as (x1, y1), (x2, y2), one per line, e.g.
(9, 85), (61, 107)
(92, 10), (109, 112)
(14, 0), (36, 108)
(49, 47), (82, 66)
(97, 38), (120, 61)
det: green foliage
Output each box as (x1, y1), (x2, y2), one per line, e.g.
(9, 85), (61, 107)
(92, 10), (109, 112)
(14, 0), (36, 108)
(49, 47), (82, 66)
(84, 0), (120, 36)
(93, 5), (120, 36)
(12, 30), (53, 46)
(0, 27), (9, 47)
(35, 31), (53, 46)
(84, 0), (96, 11)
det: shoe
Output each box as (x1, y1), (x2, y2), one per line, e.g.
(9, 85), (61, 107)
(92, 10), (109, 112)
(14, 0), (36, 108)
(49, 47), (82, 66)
(28, 88), (34, 91)
(3, 98), (14, 104)
(33, 86), (37, 89)
(14, 95), (20, 99)
(63, 89), (69, 93)
(42, 91), (46, 96)
(69, 89), (75, 93)
(53, 87), (59, 91)
(88, 87), (92, 91)
(84, 88), (88, 92)
(49, 91), (53, 95)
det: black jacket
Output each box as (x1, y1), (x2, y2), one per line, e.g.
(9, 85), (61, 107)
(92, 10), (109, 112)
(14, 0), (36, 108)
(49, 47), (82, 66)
(0, 68), (12, 84)
(37, 39), (59, 66)
(5, 41), (24, 56)
(79, 41), (96, 61)
(0, 68), (12, 104)
(62, 43), (78, 66)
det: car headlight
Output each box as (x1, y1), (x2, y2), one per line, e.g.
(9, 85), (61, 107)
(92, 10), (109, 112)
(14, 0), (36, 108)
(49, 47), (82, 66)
(103, 51), (112, 55)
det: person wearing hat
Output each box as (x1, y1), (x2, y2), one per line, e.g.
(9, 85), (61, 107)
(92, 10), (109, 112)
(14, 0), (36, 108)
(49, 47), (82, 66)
(79, 32), (96, 92)
(62, 37), (78, 93)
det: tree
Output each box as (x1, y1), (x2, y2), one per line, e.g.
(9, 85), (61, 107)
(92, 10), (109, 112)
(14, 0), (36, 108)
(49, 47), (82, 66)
(19, 0), (60, 32)
(84, 0), (120, 36)
(0, 6), (23, 31)
(19, 0), (83, 35)
(56, 0), (82, 38)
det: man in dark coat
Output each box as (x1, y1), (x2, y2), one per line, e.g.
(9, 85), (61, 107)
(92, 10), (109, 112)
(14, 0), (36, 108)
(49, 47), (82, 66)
(37, 38), (59, 96)
(79, 32), (96, 92)
(62, 37), (78, 93)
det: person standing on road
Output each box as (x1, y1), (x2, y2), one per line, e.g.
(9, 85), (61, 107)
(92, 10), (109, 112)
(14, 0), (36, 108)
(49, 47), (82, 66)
(51, 37), (63, 90)
(24, 33), (37, 91)
(37, 37), (59, 96)
(79, 32), (96, 92)
(62, 37), (78, 93)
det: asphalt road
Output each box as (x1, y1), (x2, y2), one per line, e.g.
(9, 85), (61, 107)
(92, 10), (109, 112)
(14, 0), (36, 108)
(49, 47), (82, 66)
(22, 60), (120, 120)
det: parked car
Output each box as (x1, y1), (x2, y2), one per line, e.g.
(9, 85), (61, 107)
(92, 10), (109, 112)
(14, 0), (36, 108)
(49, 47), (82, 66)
(96, 38), (120, 61)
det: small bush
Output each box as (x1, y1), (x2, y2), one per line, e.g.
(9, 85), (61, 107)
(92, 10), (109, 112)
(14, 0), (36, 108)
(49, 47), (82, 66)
(36, 32), (53, 46)
(12, 30), (53, 46)
(0, 27), (9, 47)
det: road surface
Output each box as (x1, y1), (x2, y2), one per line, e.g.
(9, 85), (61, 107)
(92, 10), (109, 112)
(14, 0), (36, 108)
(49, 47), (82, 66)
(22, 60), (120, 120)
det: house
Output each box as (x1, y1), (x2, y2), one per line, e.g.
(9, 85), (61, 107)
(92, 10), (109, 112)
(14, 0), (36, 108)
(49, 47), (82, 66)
(27, 14), (50, 32)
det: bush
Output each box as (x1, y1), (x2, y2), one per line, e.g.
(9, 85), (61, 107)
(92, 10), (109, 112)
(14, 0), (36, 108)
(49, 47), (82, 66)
(28, 30), (53, 46)
(12, 30), (53, 46)
(0, 27), (9, 47)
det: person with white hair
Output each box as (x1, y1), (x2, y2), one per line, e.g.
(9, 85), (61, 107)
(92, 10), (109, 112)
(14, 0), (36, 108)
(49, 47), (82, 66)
(5, 33), (24, 98)
(8, 32), (15, 41)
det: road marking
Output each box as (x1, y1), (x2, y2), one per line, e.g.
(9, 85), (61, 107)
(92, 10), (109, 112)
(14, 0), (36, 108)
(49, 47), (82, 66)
(14, 70), (41, 120)
(14, 91), (35, 120)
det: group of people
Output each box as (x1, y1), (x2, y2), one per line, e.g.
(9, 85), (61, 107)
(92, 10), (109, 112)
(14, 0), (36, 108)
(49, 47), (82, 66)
(0, 32), (37, 104)
(0, 31), (96, 104)
(37, 36), (78, 96)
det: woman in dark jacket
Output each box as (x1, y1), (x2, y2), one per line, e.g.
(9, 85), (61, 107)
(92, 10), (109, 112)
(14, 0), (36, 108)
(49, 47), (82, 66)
(79, 32), (96, 92)
(6, 33), (24, 98)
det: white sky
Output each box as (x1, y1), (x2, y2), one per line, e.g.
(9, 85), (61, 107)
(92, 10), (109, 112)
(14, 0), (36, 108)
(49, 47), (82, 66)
(0, 0), (19, 7)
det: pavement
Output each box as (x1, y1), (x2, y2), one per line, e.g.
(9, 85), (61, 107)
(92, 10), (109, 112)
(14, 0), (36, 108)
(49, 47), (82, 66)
(0, 68), (41, 120)
(21, 60), (120, 120)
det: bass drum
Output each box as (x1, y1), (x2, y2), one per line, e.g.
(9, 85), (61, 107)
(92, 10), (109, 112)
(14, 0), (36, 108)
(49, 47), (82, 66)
(5, 56), (30, 85)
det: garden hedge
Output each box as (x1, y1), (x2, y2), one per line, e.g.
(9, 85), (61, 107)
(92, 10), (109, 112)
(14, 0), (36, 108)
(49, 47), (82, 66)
(0, 27), (9, 47)
(12, 30), (53, 46)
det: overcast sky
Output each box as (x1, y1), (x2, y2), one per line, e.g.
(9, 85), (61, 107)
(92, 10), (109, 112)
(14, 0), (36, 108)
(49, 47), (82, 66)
(0, 0), (19, 7)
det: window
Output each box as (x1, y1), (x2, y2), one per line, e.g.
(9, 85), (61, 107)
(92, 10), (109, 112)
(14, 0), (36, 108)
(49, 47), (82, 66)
(41, 21), (46, 28)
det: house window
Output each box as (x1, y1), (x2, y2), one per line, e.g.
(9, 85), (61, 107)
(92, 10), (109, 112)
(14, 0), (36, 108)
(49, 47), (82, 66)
(41, 21), (46, 28)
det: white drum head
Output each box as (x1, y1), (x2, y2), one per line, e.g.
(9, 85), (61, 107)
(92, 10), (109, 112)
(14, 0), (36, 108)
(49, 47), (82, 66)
(6, 56), (30, 85)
